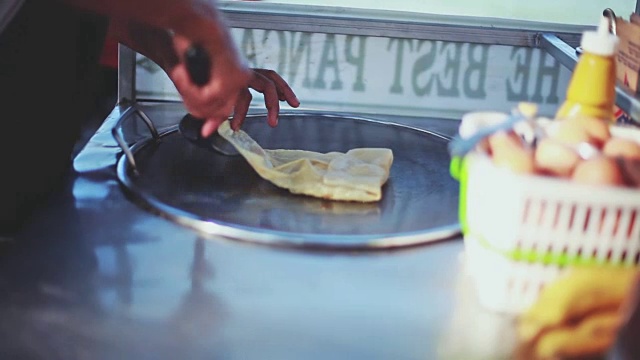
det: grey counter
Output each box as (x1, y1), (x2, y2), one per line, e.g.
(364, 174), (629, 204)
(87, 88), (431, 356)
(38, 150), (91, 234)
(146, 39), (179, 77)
(0, 103), (518, 360)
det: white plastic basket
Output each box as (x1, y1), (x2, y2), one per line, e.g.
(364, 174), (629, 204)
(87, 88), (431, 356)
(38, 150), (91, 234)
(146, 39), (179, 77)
(455, 120), (640, 314)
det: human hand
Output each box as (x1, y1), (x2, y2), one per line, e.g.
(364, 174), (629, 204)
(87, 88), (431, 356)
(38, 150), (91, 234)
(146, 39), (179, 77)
(169, 37), (300, 137)
(229, 68), (300, 132)
(169, 34), (252, 137)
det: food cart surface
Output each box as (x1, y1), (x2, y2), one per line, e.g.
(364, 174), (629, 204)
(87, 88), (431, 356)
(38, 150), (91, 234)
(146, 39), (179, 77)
(0, 103), (514, 360)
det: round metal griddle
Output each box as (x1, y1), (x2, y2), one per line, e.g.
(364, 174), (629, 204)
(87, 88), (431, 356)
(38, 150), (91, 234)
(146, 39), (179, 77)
(114, 112), (460, 249)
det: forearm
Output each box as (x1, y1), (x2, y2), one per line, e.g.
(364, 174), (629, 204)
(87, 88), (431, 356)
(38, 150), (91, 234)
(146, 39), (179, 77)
(60, 0), (230, 46)
(108, 20), (179, 72)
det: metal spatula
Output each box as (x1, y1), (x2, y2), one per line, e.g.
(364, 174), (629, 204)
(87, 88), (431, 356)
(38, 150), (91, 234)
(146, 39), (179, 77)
(179, 112), (239, 156)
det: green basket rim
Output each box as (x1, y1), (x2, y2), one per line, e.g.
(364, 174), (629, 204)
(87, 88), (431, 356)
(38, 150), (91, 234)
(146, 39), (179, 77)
(465, 230), (638, 267)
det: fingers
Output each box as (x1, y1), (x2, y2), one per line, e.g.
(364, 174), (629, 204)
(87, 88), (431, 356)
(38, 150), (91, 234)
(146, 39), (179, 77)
(248, 69), (301, 128)
(231, 89), (252, 131)
(253, 69), (300, 107)
(168, 34), (255, 137)
(198, 94), (238, 137)
(170, 63), (237, 113)
(172, 35), (191, 60)
(201, 118), (227, 138)
(248, 71), (281, 127)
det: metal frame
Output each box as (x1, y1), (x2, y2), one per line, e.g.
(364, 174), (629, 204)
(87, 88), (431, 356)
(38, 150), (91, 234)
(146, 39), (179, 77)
(537, 33), (579, 72)
(117, 2), (640, 121)
(117, 45), (137, 105)
(118, 2), (640, 108)
(110, 104), (159, 174)
(221, 4), (584, 47)
(117, 4), (589, 105)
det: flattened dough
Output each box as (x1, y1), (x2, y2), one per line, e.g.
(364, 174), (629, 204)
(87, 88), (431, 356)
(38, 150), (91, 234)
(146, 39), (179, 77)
(217, 121), (393, 202)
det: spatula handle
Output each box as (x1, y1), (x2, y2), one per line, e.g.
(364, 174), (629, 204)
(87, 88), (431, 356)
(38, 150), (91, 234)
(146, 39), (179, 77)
(185, 44), (211, 87)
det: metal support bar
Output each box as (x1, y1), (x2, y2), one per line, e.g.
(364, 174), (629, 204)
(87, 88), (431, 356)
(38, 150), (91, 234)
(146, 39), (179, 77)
(538, 33), (579, 71)
(222, 8), (582, 47)
(111, 105), (160, 175)
(118, 44), (136, 105)
(540, 33), (640, 124)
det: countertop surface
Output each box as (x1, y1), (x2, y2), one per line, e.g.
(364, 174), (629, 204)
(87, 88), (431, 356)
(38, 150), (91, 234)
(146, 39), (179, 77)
(0, 103), (519, 360)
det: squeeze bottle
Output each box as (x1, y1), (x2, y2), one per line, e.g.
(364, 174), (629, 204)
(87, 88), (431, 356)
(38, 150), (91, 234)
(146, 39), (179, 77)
(555, 16), (619, 122)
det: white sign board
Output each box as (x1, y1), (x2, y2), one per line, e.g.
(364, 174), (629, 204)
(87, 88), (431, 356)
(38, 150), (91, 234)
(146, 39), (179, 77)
(136, 28), (572, 120)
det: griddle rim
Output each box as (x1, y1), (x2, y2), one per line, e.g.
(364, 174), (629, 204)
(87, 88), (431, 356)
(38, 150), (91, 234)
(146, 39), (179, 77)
(114, 112), (461, 250)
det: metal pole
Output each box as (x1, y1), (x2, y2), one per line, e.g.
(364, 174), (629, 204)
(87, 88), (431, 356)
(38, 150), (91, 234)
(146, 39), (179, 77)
(117, 44), (136, 105)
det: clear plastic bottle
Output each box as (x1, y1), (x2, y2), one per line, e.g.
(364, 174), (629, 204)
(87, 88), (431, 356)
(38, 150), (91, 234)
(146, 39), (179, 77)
(556, 16), (619, 122)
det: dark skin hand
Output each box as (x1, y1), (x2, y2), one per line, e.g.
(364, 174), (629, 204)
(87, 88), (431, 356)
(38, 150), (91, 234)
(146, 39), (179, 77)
(231, 69), (300, 130)
(65, 0), (300, 136)
(170, 34), (299, 135)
